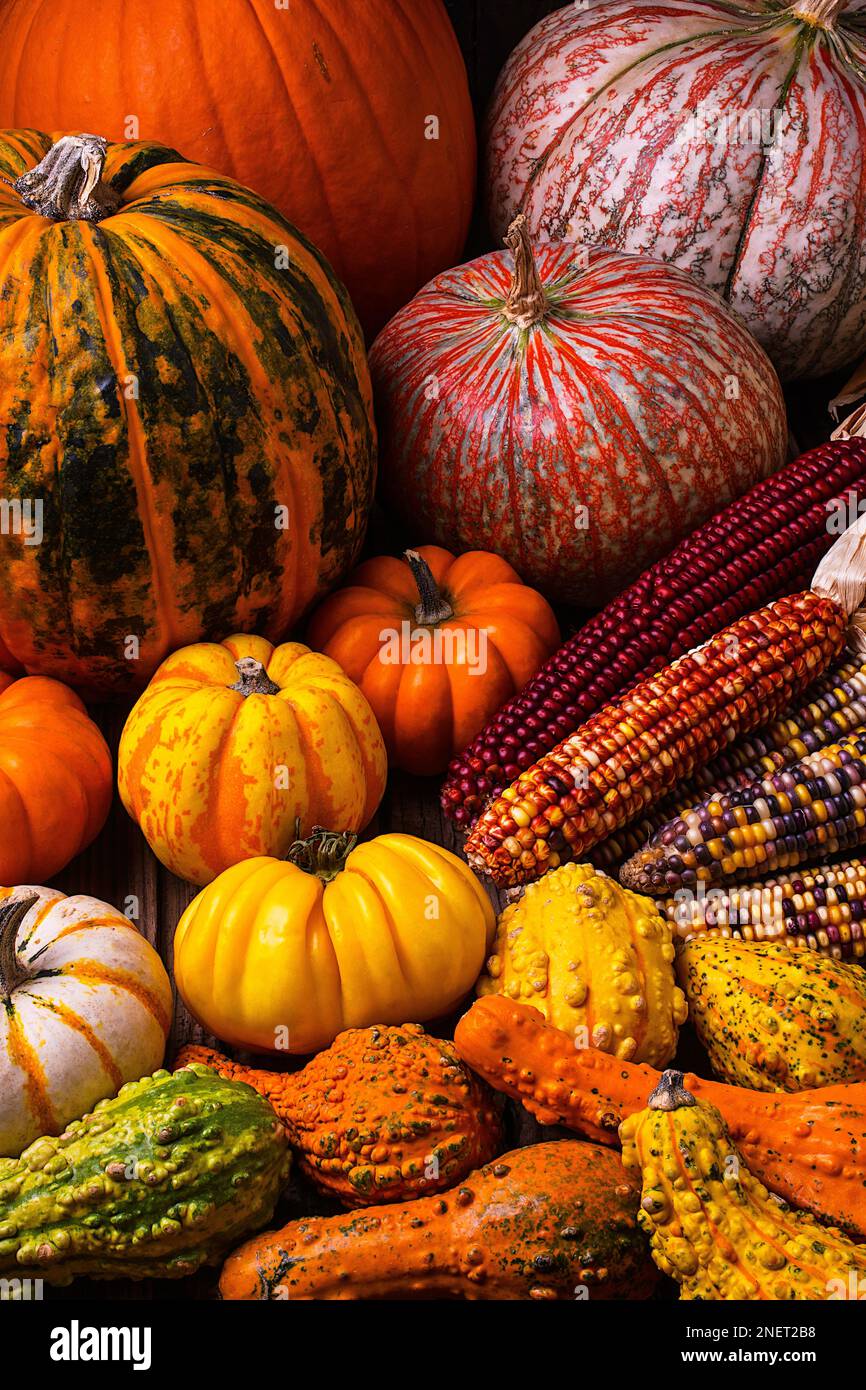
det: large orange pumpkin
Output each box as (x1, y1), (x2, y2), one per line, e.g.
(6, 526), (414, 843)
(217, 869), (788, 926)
(0, 0), (477, 338)
(307, 547), (561, 776)
(0, 676), (113, 883)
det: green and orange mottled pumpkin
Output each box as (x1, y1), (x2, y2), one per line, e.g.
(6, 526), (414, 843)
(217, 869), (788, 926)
(0, 132), (376, 696)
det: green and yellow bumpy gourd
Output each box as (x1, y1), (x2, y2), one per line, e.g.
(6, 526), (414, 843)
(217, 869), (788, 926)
(478, 863), (687, 1066)
(0, 1065), (290, 1284)
(677, 937), (866, 1092)
(620, 1070), (866, 1300)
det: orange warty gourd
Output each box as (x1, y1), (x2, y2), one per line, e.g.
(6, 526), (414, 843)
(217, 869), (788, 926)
(0, 676), (112, 883)
(118, 636), (387, 886)
(0, 0), (476, 338)
(172, 831), (495, 1054)
(455, 996), (866, 1239)
(307, 547), (560, 775)
(219, 1141), (659, 1300)
(176, 1024), (503, 1207)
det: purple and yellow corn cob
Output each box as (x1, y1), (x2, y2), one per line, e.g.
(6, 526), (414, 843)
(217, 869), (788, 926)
(620, 732), (866, 896)
(662, 860), (866, 962)
(464, 591), (848, 888)
(592, 654), (866, 868)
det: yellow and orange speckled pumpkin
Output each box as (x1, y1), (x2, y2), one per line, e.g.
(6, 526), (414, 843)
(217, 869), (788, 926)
(0, 131), (375, 696)
(118, 635), (387, 886)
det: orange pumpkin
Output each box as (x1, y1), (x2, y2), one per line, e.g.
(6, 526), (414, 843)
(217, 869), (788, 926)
(118, 635), (387, 886)
(307, 548), (560, 775)
(0, 677), (113, 883)
(0, 0), (476, 339)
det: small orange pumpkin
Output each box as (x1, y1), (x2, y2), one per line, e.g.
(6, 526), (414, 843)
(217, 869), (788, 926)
(0, 676), (113, 883)
(307, 547), (560, 775)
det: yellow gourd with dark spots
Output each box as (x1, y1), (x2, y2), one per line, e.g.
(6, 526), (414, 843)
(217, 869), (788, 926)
(677, 937), (866, 1092)
(477, 863), (687, 1066)
(620, 1069), (866, 1300)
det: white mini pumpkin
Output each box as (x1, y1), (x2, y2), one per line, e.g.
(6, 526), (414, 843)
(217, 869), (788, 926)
(0, 886), (172, 1157)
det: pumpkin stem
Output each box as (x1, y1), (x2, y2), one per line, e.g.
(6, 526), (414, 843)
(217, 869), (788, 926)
(0, 896), (38, 998)
(13, 134), (121, 223)
(787, 0), (845, 25)
(229, 658), (281, 698)
(404, 550), (454, 625)
(647, 1070), (696, 1112)
(503, 215), (549, 329)
(286, 823), (358, 882)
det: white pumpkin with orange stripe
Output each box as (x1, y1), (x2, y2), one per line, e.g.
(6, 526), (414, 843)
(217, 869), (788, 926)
(0, 887), (172, 1158)
(118, 634), (387, 887)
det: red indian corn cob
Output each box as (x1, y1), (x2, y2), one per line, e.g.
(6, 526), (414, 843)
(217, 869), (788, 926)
(592, 653), (866, 868)
(620, 732), (866, 896)
(464, 592), (848, 888)
(662, 860), (866, 962)
(442, 439), (866, 827)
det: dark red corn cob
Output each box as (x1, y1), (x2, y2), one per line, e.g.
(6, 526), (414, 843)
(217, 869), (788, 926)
(441, 439), (866, 827)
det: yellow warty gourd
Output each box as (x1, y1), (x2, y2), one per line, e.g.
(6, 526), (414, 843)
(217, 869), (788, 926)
(477, 863), (687, 1066)
(620, 1070), (866, 1300)
(677, 937), (866, 1092)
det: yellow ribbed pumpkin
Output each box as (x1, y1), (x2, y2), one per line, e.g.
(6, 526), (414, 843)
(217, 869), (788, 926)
(476, 863), (687, 1066)
(118, 635), (387, 886)
(677, 936), (866, 1092)
(620, 1069), (866, 1300)
(173, 831), (496, 1054)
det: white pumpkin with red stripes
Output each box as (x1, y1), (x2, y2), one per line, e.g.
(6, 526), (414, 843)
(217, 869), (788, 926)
(485, 0), (866, 379)
(0, 887), (172, 1157)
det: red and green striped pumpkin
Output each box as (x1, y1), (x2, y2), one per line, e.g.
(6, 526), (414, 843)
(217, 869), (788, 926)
(0, 131), (376, 696)
(485, 0), (866, 380)
(369, 219), (788, 607)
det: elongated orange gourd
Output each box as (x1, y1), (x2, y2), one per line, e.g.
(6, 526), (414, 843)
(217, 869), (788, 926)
(219, 1141), (658, 1301)
(455, 996), (866, 1238)
(118, 636), (387, 886)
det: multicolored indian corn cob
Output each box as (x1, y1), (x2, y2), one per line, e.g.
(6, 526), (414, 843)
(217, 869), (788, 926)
(620, 732), (866, 896)
(442, 439), (866, 827)
(662, 860), (866, 962)
(464, 592), (849, 888)
(592, 654), (866, 868)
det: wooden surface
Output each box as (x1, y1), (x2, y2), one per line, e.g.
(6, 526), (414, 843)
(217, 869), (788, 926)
(41, 0), (847, 1300)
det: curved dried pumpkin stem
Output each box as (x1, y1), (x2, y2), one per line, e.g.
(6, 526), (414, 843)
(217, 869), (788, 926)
(404, 550), (454, 625)
(647, 1069), (696, 1112)
(503, 215), (549, 329)
(0, 896), (39, 998)
(229, 658), (281, 697)
(14, 134), (121, 222)
(286, 823), (358, 881)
